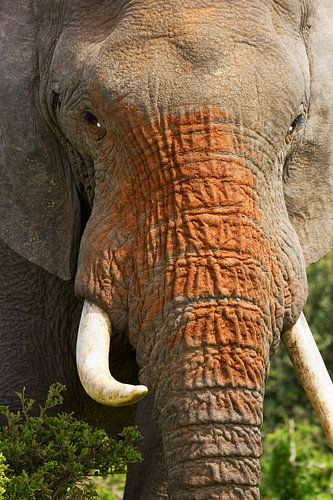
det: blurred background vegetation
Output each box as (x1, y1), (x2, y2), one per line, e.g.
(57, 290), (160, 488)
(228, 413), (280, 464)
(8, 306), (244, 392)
(261, 249), (333, 499)
(264, 249), (333, 429)
(97, 250), (333, 499)
(93, 474), (126, 499)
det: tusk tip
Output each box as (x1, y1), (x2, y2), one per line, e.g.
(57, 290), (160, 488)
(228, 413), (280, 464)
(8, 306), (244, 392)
(102, 384), (149, 407)
(122, 384), (149, 405)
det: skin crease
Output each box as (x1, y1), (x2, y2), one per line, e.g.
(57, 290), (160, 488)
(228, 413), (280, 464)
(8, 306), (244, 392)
(3, 0), (333, 498)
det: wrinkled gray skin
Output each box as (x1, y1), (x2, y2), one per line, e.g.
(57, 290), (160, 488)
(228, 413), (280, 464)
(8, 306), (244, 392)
(1, 1), (333, 498)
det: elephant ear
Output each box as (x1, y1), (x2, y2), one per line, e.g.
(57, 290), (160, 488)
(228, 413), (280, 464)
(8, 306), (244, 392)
(0, 2), (80, 280)
(284, 0), (333, 266)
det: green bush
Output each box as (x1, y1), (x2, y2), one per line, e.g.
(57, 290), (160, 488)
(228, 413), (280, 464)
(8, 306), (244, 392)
(0, 453), (9, 499)
(93, 474), (126, 499)
(261, 420), (333, 500)
(262, 251), (333, 498)
(0, 383), (142, 499)
(264, 251), (333, 434)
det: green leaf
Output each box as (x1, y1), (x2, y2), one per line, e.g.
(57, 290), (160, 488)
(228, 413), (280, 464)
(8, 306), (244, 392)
(0, 384), (141, 498)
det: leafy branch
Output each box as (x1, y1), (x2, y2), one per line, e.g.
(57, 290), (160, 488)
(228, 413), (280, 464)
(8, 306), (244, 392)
(0, 383), (142, 499)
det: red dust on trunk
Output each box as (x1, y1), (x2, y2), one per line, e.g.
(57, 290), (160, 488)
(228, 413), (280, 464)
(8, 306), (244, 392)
(77, 107), (283, 381)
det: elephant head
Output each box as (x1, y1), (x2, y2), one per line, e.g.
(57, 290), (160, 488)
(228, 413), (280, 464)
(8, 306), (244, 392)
(1, 1), (333, 497)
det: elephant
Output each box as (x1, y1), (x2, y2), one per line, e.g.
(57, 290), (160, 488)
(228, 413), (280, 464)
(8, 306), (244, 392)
(1, 0), (333, 498)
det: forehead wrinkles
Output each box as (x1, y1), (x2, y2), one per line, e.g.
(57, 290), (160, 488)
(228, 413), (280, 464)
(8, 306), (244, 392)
(58, 1), (279, 46)
(50, 0), (306, 64)
(49, 0), (308, 140)
(90, 0), (302, 80)
(90, 1), (284, 72)
(271, 0), (313, 33)
(102, 2), (273, 42)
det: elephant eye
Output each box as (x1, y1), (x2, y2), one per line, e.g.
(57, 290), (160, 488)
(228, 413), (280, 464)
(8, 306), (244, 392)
(288, 114), (305, 134)
(82, 110), (101, 128)
(51, 91), (61, 116)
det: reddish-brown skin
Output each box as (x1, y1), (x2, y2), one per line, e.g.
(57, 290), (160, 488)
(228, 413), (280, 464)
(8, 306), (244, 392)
(76, 108), (290, 498)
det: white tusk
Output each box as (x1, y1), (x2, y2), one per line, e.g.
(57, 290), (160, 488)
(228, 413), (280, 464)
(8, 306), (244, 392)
(282, 313), (333, 448)
(76, 299), (148, 407)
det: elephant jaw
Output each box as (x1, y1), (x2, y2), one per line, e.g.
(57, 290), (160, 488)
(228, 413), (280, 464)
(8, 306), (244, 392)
(282, 313), (333, 448)
(76, 299), (148, 406)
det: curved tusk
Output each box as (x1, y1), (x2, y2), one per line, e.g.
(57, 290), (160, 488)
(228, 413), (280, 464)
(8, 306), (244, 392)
(282, 313), (333, 448)
(76, 299), (148, 407)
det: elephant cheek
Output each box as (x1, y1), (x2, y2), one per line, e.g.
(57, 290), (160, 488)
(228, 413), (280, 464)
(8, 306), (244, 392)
(75, 210), (136, 333)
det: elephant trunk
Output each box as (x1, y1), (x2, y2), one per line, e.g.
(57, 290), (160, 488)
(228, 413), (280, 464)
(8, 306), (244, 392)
(165, 423), (261, 499)
(164, 412), (261, 498)
(148, 298), (268, 498)
(124, 109), (288, 497)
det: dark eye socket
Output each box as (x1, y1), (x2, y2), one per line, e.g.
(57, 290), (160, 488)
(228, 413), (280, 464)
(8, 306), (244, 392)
(82, 110), (101, 128)
(51, 92), (61, 116)
(289, 114), (305, 133)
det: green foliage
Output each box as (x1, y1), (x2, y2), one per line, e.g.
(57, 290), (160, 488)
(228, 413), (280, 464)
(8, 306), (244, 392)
(0, 383), (142, 499)
(93, 474), (126, 499)
(305, 251), (333, 373)
(262, 250), (333, 498)
(264, 250), (333, 433)
(0, 453), (9, 499)
(261, 420), (333, 500)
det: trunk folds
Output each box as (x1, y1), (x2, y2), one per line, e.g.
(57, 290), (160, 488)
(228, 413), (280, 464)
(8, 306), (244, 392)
(127, 109), (282, 498)
(154, 303), (266, 498)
